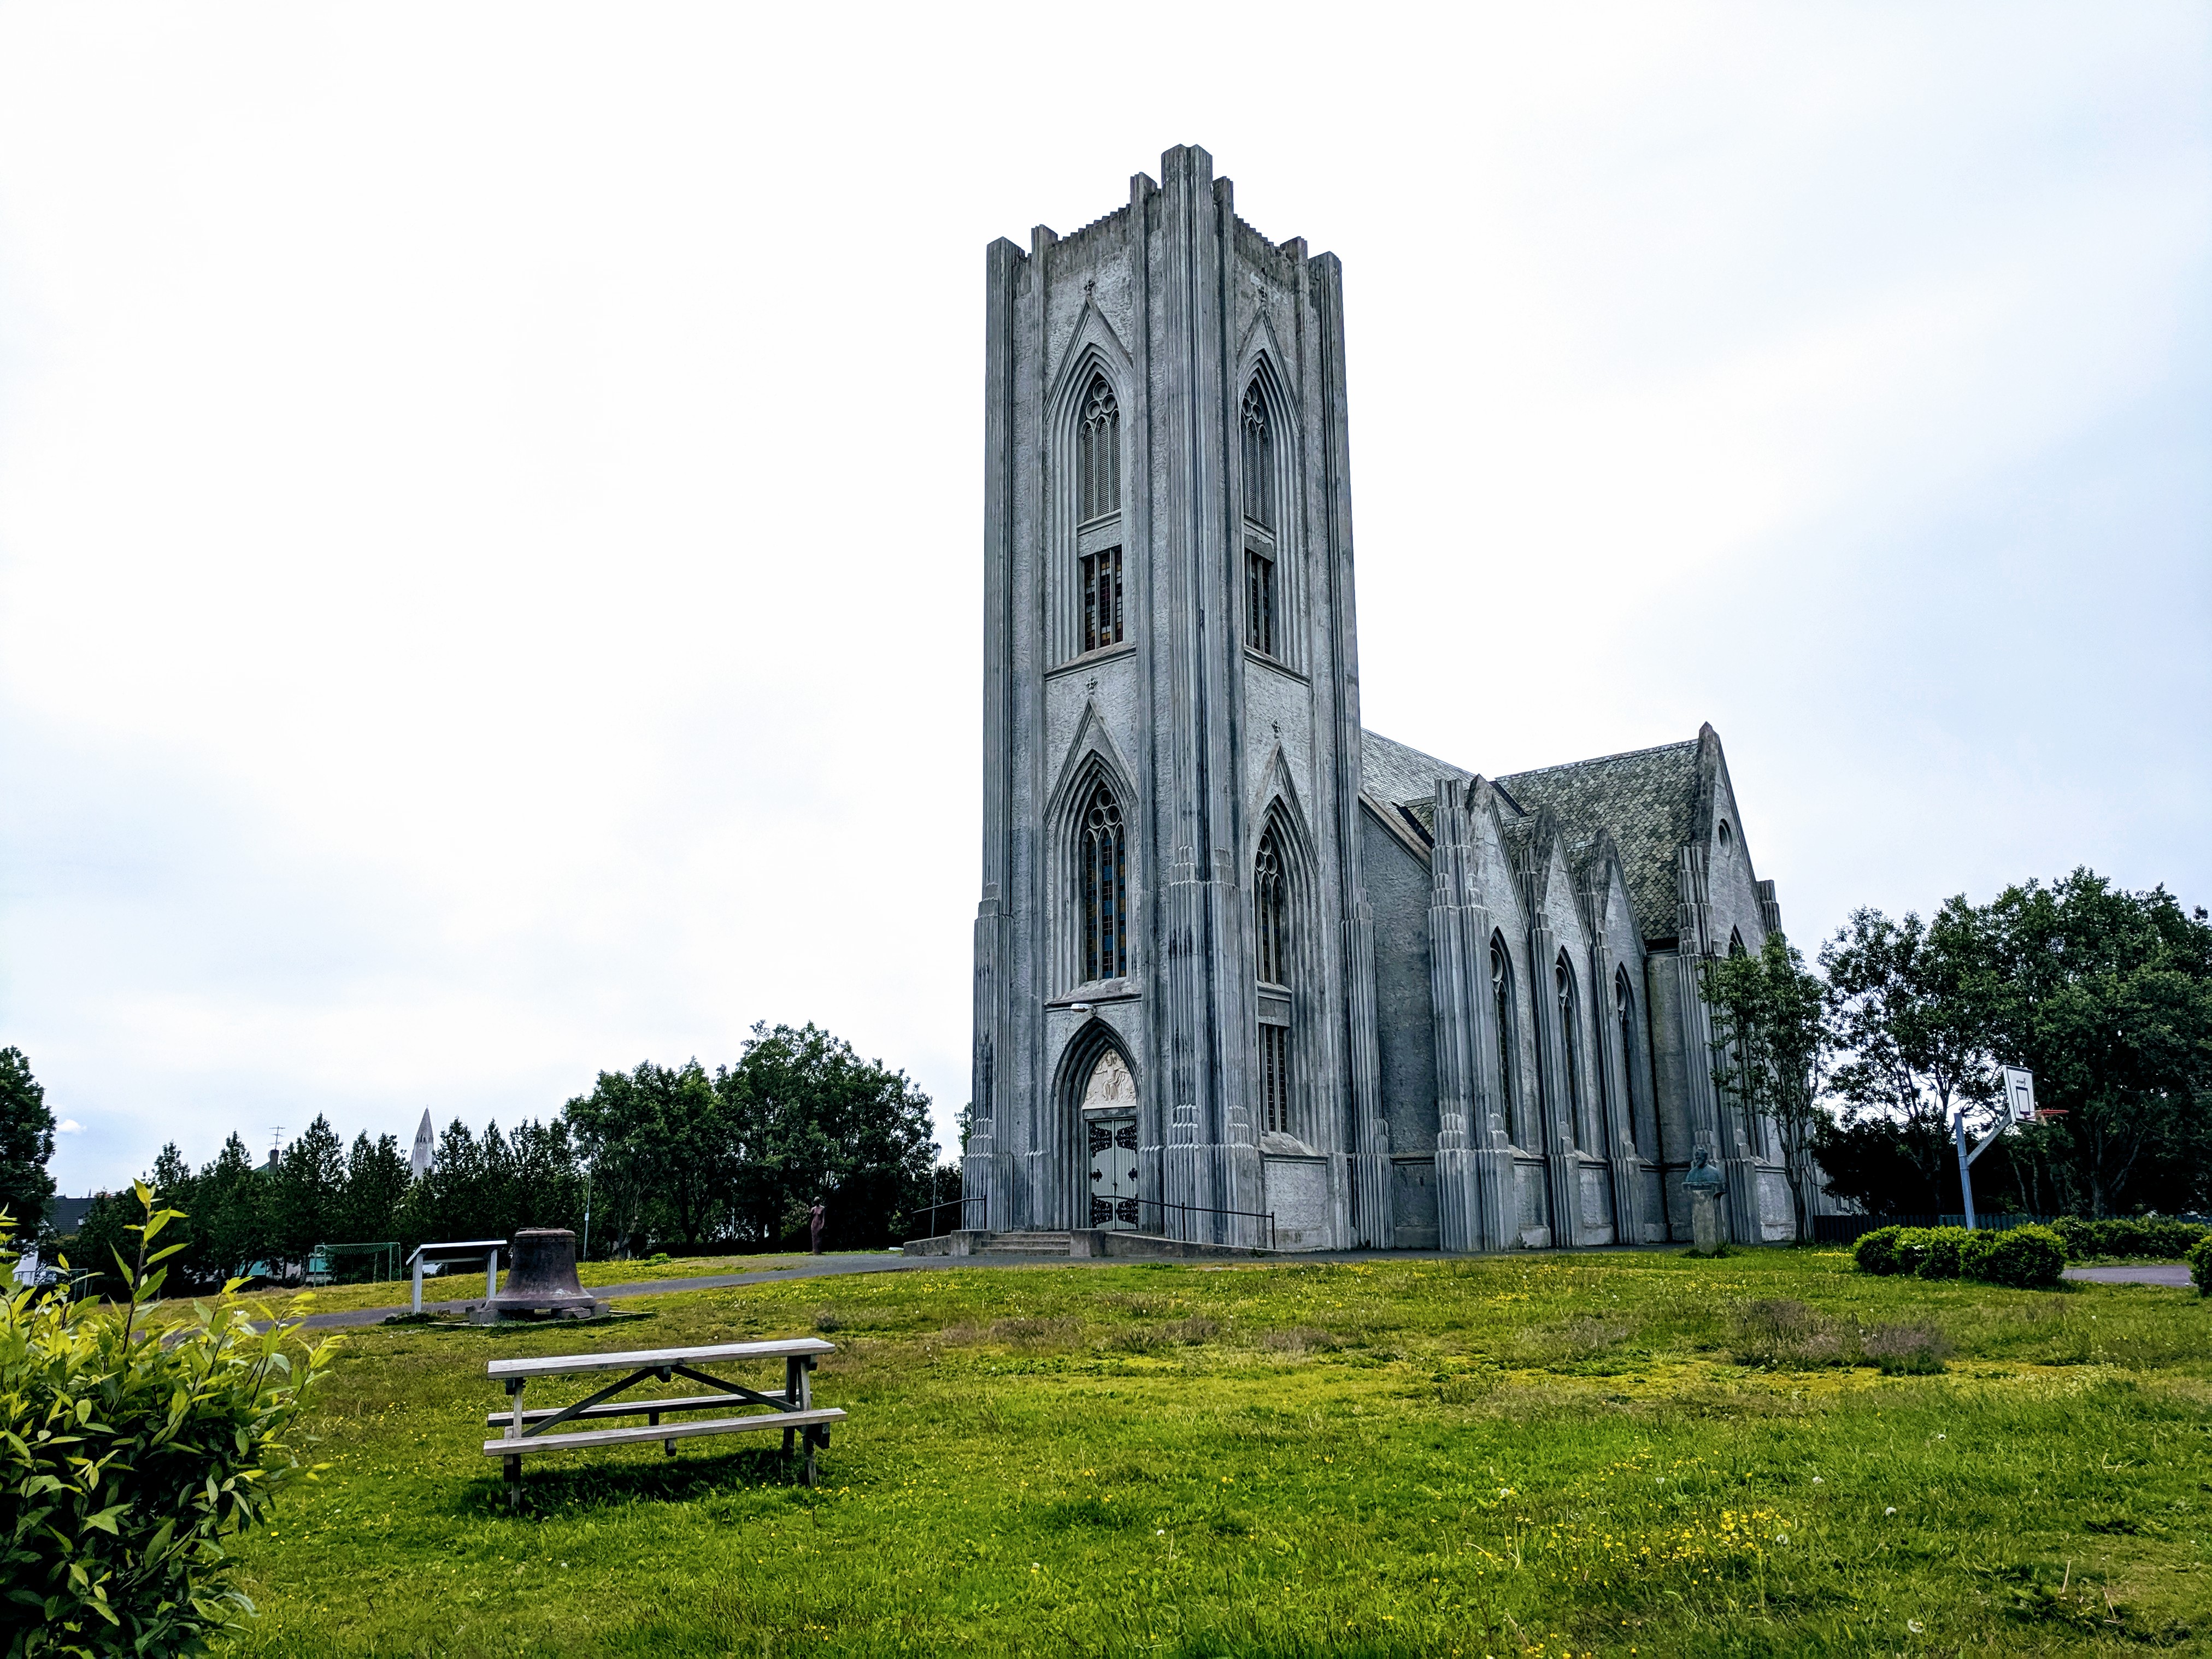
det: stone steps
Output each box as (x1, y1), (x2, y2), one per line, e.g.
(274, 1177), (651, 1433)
(984, 1231), (1073, 1253)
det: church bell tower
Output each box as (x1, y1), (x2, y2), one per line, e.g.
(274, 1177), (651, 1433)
(966, 146), (1392, 1249)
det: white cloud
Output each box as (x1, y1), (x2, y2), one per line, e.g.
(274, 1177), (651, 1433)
(55, 1121), (83, 1136)
(0, 3), (2204, 1192)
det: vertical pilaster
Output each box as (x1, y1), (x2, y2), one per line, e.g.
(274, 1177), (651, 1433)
(1589, 937), (1645, 1246)
(967, 237), (1024, 1229)
(1309, 250), (1391, 1247)
(1528, 917), (1580, 1247)
(1154, 145), (1229, 1241)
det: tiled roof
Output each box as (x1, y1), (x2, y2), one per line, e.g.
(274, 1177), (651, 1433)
(1495, 741), (1701, 942)
(1360, 729), (1468, 810)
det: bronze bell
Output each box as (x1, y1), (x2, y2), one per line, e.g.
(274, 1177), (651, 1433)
(489, 1228), (601, 1319)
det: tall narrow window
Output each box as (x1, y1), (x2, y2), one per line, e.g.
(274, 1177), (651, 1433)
(1490, 938), (1516, 1134)
(1240, 382), (1273, 530)
(1080, 545), (1123, 654)
(1616, 968), (1643, 1157)
(1254, 826), (1287, 985)
(1260, 1025), (1290, 1134)
(1080, 783), (1127, 983)
(1556, 955), (1586, 1148)
(1255, 822), (1291, 1135)
(1246, 550), (1276, 657)
(1079, 375), (1120, 522)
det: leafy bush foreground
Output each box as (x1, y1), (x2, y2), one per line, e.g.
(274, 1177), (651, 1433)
(1852, 1223), (2067, 1288)
(2, 1188), (328, 1657)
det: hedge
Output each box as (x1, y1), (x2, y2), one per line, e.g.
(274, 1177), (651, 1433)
(2188, 1234), (2211, 1296)
(2049, 1216), (2209, 1261)
(1851, 1223), (2066, 1290)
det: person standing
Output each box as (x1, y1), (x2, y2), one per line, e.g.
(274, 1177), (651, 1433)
(808, 1202), (826, 1255)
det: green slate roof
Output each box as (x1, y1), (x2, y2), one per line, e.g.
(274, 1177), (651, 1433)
(1495, 741), (1701, 943)
(1362, 728), (1705, 944)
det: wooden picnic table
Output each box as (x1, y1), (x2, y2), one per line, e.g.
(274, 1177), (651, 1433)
(483, 1338), (844, 1507)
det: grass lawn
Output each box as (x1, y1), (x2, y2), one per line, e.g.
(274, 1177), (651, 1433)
(213, 1249), (2209, 1657)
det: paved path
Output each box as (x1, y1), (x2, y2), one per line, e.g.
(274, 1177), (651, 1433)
(2063, 1263), (2195, 1289)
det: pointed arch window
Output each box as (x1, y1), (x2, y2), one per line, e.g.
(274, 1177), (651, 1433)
(1080, 782), (1128, 983)
(1255, 822), (1291, 1134)
(1241, 380), (1279, 658)
(1490, 937), (1518, 1140)
(1241, 383), (1274, 531)
(1615, 967), (1646, 1157)
(1079, 375), (1121, 523)
(1254, 825), (1289, 987)
(1556, 954), (1590, 1149)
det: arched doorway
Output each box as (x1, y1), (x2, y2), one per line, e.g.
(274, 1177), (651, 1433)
(1079, 1047), (1140, 1230)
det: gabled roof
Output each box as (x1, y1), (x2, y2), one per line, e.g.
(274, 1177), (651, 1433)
(1496, 739), (1702, 943)
(1360, 729), (1468, 814)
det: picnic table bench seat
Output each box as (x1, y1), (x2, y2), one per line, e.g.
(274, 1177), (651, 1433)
(483, 1337), (843, 1505)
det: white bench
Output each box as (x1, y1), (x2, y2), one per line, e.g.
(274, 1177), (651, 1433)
(483, 1338), (845, 1506)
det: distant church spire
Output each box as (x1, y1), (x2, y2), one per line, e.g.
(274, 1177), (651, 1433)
(409, 1109), (434, 1179)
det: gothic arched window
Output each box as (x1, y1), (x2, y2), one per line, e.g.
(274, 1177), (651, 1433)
(1556, 954), (1589, 1148)
(1615, 967), (1643, 1157)
(1254, 825), (1288, 987)
(1490, 936), (1517, 1138)
(1242, 381), (1279, 658)
(1241, 382), (1273, 530)
(1255, 823), (1291, 1134)
(1080, 782), (1128, 983)
(1079, 375), (1121, 523)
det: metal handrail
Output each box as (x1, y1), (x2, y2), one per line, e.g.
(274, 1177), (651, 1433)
(1135, 1196), (1278, 1253)
(904, 1196), (981, 1242)
(903, 1192), (1278, 1252)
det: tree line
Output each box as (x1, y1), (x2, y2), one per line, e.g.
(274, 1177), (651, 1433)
(1702, 868), (2211, 1231)
(31, 1022), (955, 1296)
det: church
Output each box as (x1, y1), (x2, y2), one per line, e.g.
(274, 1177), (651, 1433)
(963, 146), (1797, 1253)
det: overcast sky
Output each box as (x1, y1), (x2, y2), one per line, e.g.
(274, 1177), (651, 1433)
(2, 4), (2205, 1196)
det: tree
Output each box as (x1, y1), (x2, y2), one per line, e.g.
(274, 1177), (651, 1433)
(196, 1133), (269, 1284)
(1979, 871), (2212, 1217)
(1698, 932), (1829, 1241)
(717, 1022), (939, 1250)
(1819, 903), (2003, 1212)
(0, 1045), (57, 1237)
(563, 1062), (738, 1251)
(335, 1131), (412, 1248)
(267, 1115), (346, 1271)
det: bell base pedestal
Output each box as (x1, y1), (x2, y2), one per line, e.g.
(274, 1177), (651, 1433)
(473, 1298), (605, 1325)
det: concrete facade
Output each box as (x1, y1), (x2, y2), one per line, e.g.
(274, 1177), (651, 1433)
(968, 147), (1797, 1252)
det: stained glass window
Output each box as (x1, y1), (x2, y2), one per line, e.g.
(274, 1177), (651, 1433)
(1079, 375), (1120, 523)
(1081, 783), (1127, 983)
(1080, 545), (1123, 654)
(1241, 381), (1273, 530)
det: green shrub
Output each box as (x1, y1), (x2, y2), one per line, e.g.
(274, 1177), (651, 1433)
(2188, 1235), (2212, 1297)
(1, 1186), (330, 1656)
(1909, 1226), (1976, 1280)
(2051, 1216), (2208, 1261)
(1962, 1224), (2067, 1290)
(1852, 1226), (1906, 1275)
